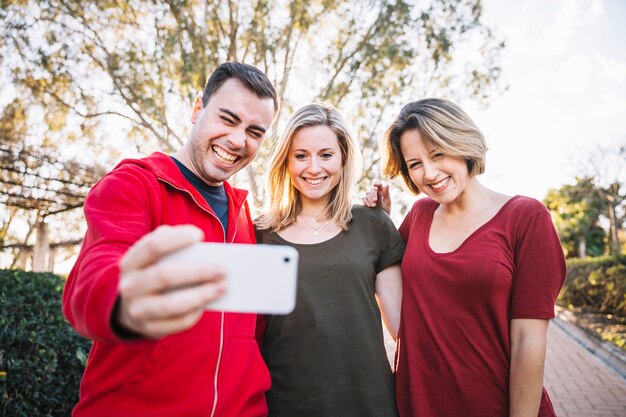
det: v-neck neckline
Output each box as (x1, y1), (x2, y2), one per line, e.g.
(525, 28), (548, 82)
(423, 195), (521, 256)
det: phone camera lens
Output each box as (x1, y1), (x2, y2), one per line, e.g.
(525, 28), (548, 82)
(283, 257), (290, 263)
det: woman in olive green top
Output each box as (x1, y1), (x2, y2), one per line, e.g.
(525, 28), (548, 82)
(255, 103), (404, 417)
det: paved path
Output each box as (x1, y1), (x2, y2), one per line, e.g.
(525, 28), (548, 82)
(544, 322), (626, 417)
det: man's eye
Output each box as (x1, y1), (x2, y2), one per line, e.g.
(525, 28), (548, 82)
(220, 116), (235, 125)
(248, 130), (263, 139)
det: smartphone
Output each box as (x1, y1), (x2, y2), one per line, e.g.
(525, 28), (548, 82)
(159, 242), (298, 314)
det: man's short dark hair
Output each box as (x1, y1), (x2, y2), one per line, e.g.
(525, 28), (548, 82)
(202, 62), (279, 111)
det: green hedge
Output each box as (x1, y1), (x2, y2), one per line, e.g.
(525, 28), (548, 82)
(559, 256), (626, 316)
(0, 269), (91, 417)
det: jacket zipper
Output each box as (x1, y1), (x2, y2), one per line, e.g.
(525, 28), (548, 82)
(159, 179), (241, 417)
(210, 213), (239, 417)
(211, 313), (225, 417)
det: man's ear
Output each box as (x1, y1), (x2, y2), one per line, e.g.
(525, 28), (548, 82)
(190, 95), (204, 124)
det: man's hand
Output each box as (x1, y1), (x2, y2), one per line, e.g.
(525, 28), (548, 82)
(116, 225), (226, 339)
(362, 183), (392, 215)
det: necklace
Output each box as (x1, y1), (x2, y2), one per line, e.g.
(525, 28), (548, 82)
(298, 214), (326, 236)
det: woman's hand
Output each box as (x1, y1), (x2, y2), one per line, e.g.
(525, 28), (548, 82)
(362, 183), (392, 215)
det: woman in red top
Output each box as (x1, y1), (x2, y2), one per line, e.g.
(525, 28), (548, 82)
(366, 98), (566, 417)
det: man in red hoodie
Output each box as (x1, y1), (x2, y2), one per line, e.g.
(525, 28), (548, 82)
(63, 62), (279, 417)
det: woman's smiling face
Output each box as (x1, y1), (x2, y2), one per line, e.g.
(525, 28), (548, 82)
(288, 125), (343, 207)
(401, 128), (470, 205)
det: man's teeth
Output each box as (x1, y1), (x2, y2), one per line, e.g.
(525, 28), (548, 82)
(213, 146), (237, 164)
(431, 177), (450, 189)
(305, 178), (324, 185)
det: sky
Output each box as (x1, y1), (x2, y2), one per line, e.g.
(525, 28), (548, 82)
(463, 0), (626, 200)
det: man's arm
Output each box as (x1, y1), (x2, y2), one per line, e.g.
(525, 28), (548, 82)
(509, 318), (549, 417)
(63, 166), (226, 341)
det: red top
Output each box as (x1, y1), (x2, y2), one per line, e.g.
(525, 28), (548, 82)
(395, 196), (566, 417)
(63, 152), (270, 417)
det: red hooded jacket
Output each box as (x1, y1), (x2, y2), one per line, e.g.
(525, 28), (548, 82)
(62, 152), (270, 417)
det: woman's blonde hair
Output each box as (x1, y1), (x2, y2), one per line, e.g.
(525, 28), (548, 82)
(256, 103), (361, 231)
(383, 98), (487, 195)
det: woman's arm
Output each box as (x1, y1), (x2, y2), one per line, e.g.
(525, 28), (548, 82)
(509, 318), (550, 417)
(375, 263), (402, 340)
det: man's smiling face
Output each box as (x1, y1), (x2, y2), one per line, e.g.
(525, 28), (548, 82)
(183, 78), (276, 186)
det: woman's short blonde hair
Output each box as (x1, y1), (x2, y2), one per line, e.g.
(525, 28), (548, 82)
(256, 103), (361, 231)
(382, 98), (487, 195)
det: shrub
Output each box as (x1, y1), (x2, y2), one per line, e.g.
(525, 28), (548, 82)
(0, 269), (91, 417)
(559, 256), (626, 316)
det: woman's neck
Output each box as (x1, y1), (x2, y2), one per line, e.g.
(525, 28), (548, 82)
(439, 178), (495, 216)
(299, 196), (330, 218)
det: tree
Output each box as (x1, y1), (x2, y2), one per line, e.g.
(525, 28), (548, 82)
(0, 99), (106, 271)
(598, 181), (625, 256)
(577, 142), (626, 256)
(1, 0), (505, 268)
(544, 177), (606, 258)
(1, 0), (504, 192)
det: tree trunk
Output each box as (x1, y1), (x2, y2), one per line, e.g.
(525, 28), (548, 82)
(47, 247), (57, 273)
(32, 222), (49, 272)
(578, 235), (586, 258)
(607, 202), (621, 256)
(14, 250), (29, 270)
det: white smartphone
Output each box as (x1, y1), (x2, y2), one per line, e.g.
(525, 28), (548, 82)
(159, 242), (298, 314)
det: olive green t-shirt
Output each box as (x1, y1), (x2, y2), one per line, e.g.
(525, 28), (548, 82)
(257, 206), (405, 417)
